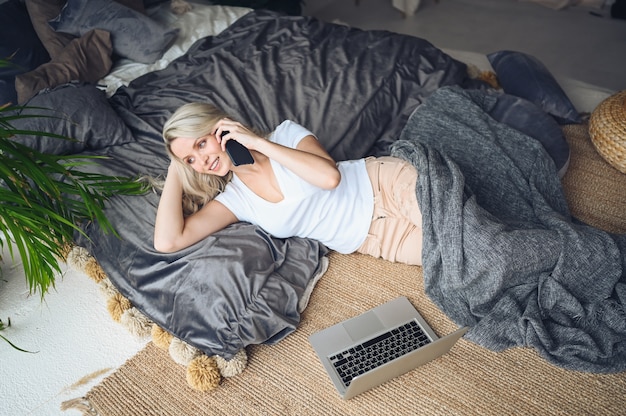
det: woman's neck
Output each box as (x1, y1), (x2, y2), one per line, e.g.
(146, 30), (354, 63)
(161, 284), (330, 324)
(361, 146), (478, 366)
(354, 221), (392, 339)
(233, 151), (284, 203)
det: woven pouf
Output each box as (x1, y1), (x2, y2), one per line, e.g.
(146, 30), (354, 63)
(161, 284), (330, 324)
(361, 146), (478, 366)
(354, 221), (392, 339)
(589, 90), (626, 174)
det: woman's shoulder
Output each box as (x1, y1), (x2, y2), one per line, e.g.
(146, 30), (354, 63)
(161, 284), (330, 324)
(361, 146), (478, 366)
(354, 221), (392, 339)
(271, 120), (315, 147)
(274, 120), (311, 134)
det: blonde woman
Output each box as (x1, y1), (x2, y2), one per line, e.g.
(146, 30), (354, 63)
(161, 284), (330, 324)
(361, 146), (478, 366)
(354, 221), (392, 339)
(154, 102), (423, 265)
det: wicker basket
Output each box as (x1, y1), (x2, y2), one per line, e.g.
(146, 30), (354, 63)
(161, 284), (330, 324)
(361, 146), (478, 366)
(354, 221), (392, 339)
(589, 90), (626, 174)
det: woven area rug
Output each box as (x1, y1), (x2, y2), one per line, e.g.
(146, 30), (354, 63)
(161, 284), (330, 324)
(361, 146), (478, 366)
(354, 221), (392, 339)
(66, 123), (626, 415)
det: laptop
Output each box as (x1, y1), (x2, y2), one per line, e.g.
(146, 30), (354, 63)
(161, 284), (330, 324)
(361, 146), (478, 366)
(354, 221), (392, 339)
(309, 296), (468, 400)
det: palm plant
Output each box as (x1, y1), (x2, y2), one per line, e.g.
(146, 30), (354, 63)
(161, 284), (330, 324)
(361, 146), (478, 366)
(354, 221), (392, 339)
(0, 91), (147, 298)
(0, 317), (36, 353)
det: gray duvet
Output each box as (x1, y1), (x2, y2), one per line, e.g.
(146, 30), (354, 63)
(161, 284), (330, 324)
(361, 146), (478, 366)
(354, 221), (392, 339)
(392, 86), (626, 373)
(74, 11), (482, 360)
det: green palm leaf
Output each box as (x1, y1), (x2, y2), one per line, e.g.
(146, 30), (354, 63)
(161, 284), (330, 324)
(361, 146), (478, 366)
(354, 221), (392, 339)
(1, 96), (149, 298)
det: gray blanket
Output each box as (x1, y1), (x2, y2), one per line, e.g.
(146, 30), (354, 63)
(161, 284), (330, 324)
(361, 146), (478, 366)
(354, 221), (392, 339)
(392, 86), (626, 373)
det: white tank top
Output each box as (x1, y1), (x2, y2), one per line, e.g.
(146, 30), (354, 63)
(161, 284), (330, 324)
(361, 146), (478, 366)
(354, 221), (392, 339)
(215, 120), (373, 253)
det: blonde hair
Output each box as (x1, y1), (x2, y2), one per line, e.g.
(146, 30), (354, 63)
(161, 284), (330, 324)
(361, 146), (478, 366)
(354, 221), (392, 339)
(162, 103), (233, 216)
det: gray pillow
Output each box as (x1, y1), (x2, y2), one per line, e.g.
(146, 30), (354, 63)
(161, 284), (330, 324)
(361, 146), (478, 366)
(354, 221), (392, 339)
(487, 92), (570, 177)
(10, 82), (135, 155)
(48, 0), (179, 64)
(25, 0), (145, 59)
(487, 50), (582, 125)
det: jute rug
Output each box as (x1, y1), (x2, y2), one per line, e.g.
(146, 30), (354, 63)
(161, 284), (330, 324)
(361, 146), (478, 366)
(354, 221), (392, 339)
(65, 123), (626, 415)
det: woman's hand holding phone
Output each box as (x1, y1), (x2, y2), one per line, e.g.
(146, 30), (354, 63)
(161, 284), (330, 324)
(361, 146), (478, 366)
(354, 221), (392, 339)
(221, 130), (254, 166)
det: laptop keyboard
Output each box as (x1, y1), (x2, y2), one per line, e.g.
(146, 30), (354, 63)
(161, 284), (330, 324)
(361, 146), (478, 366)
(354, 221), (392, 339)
(329, 320), (431, 387)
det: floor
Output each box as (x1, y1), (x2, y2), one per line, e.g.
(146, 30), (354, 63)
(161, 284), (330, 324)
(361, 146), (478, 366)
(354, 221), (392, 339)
(303, 0), (626, 92)
(0, 240), (148, 416)
(1, 1), (624, 415)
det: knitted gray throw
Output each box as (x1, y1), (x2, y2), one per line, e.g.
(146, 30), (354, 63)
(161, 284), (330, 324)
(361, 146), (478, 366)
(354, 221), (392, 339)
(391, 86), (626, 373)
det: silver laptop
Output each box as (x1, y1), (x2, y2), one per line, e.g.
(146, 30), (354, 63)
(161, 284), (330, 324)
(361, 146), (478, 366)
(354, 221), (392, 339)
(309, 296), (468, 400)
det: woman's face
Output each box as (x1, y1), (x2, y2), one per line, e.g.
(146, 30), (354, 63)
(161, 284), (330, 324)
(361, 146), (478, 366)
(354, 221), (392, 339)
(170, 133), (232, 175)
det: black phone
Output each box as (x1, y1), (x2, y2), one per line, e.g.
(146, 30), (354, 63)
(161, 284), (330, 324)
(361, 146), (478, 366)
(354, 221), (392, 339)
(222, 131), (254, 166)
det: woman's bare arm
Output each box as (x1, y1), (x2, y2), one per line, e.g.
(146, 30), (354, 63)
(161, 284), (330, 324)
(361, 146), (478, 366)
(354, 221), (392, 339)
(216, 120), (341, 190)
(256, 135), (341, 189)
(153, 164), (237, 253)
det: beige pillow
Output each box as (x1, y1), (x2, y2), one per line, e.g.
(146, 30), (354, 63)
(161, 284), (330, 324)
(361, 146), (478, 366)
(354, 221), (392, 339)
(15, 29), (113, 104)
(25, 0), (75, 59)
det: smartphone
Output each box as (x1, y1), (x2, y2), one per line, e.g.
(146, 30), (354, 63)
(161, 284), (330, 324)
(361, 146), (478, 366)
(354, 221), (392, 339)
(222, 131), (254, 166)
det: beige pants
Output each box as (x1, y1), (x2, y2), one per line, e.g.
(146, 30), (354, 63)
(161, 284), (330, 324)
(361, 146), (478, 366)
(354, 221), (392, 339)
(357, 156), (423, 265)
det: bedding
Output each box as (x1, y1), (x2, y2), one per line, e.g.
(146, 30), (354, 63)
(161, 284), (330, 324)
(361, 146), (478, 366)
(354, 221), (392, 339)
(10, 82), (135, 154)
(69, 9), (487, 360)
(49, 0), (180, 64)
(392, 86), (626, 373)
(24, 0), (145, 59)
(487, 50), (582, 125)
(97, 4), (253, 97)
(11, 3), (617, 373)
